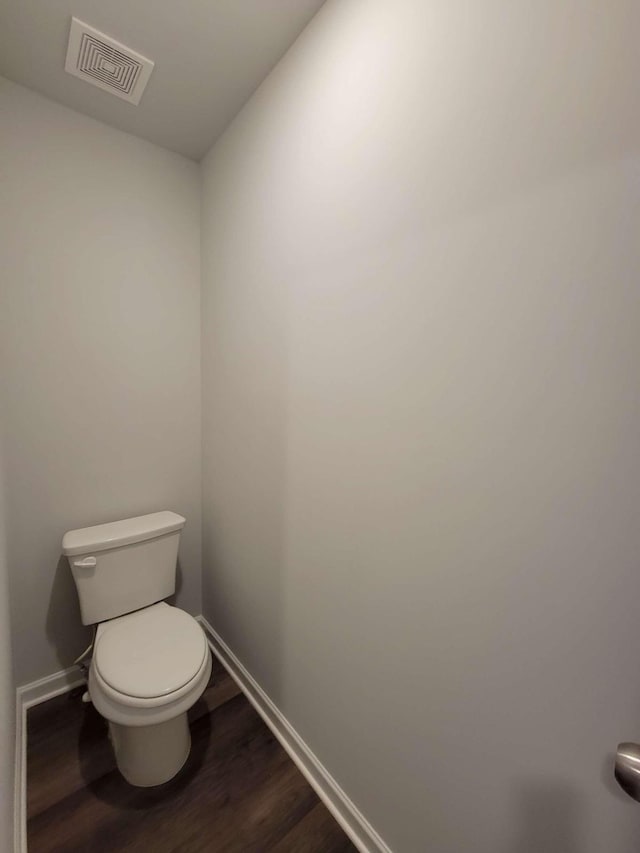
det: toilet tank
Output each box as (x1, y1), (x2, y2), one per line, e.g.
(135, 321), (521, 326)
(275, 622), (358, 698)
(62, 511), (186, 625)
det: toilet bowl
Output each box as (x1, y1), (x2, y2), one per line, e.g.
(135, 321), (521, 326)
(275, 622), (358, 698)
(88, 602), (212, 786)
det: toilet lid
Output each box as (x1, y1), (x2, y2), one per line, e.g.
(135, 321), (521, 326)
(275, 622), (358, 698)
(95, 605), (208, 699)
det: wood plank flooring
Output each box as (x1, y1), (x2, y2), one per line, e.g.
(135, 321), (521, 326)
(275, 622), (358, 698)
(27, 653), (357, 853)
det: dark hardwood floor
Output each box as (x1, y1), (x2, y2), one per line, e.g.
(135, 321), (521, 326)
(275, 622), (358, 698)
(27, 654), (357, 853)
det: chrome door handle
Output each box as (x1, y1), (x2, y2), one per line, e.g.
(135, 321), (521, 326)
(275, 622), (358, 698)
(615, 743), (640, 801)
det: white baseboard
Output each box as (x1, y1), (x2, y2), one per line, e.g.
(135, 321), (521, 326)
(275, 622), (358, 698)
(18, 666), (85, 711)
(197, 615), (392, 853)
(14, 666), (85, 853)
(13, 689), (24, 853)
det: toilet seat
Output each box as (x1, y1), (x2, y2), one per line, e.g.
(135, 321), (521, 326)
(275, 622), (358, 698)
(94, 603), (207, 699)
(92, 647), (210, 710)
(89, 603), (212, 728)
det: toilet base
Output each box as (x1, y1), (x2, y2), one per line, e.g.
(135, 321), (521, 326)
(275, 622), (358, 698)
(108, 713), (191, 787)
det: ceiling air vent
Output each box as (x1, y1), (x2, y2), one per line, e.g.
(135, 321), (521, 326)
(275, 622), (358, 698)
(64, 17), (154, 105)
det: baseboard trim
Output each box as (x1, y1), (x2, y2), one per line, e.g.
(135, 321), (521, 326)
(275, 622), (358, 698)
(14, 688), (24, 853)
(197, 615), (392, 853)
(18, 666), (85, 711)
(14, 666), (85, 853)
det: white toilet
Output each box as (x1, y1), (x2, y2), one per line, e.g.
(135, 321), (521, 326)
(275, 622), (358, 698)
(62, 511), (212, 787)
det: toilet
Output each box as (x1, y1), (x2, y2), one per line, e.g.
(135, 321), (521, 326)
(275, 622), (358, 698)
(62, 511), (212, 787)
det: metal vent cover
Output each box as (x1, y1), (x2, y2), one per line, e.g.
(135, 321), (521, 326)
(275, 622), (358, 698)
(65, 18), (154, 105)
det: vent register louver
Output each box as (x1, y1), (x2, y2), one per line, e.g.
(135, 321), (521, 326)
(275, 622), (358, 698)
(64, 18), (154, 105)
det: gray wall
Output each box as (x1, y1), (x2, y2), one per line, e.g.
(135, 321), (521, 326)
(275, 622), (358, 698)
(201, 1), (640, 850)
(0, 78), (202, 685)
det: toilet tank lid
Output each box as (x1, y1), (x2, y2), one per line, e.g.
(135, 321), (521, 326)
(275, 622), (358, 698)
(62, 511), (186, 556)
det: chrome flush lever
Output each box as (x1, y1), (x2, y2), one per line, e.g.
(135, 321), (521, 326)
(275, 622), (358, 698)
(72, 556), (97, 568)
(615, 743), (640, 801)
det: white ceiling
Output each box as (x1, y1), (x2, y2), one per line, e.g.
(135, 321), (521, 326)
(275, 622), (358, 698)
(0, 0), (326, 160)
